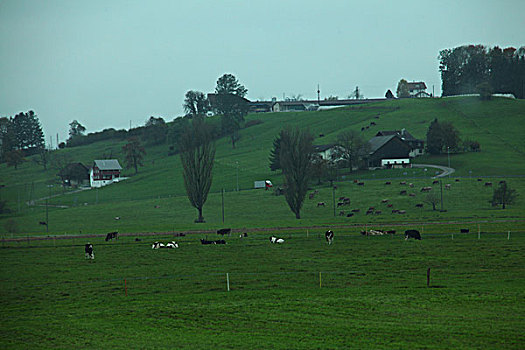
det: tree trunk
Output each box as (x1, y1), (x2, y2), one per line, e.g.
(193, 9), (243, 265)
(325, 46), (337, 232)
(502, 202), (506, 209)
(196, 207), (205, 222)
(295, 211), (301, 219)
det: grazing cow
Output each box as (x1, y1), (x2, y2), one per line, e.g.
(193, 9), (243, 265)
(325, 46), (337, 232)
(339, 196), (346, 201)
(325, 230), (334, 245)
(386, 230), (396, 235)
(366, 210), (374, 215)
(400, 190), (407, 195)
(200, 239), (215, 245)
(405, 230), (422, 240)
(357, 182), (365, 186)
(409, 183), (414, 188)
(415, 203), (423, 208)
(166, 241), (179, 249)
(387, 204), (393, 208)
(351, 208), (360, 213)
(135, 238), (141, 242)
(445, 184), (451, 190)
(392, 209), (399, 214)
(269, 236), (284, 244)
(400, 181), (407, 185)
(337, 202), (345, 207)
(343, 198), (351, 204)
(239, 232), (248, 238)
(499, 180), (506, 184)
(309, 193), (315, 200)
(477, 178), (483, 182)
(398, 210), (406, 214)
(421, 186), (432, 192)
(484, 182), (492, 187)
(381, 199), (389, 203)
(385, 181), (391, 185)
(317, 202), (326, 207)
(339, 211), (345, 216)
(432, 180), (439, 184)
(39, 221), (47, 226)
(319, 133), (324, 137)
(361, 127), (365, 131)
(154, 205), (161, 208)
(375, 210), (382, 215)
(215, 240), (226, 245)
(370, 121), (376, 126)
(217, 228), (231, 236)
(105, 231), (118, 242)
(409, 193), (416, 197)
(455, 179), (460, 182)
(84, 243), (94, 259)
(346, 213), (354, 217)
(114, 216), (120, 220)
(460, 228), (469, 233)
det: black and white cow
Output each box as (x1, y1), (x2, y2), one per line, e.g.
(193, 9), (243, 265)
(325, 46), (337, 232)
(85, 243), (94, 259)
(105, 231), (118, 242)
(269, 236), (284, 244)
(217, 228), (231, 236)
(405, 230), (422, 240)
(152, 242), (165, 249)
(166, 241), (179, 248)
(325, 230), (334, 245)
(214, 239), (226, 245)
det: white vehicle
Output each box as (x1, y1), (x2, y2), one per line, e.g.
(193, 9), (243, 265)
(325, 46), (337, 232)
(254, 180), (273, 189)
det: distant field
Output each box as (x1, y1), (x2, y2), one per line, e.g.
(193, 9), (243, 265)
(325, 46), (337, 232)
(1, 230), (524, 348)
(0, 96), (524, 236)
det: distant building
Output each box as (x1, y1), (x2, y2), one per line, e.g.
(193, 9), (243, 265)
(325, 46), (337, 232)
(407, 82), (427, 97)
(58, 163), (90, 187)
(375, 129), (424, 157)
(90, 159), (122, 188)
(367, 135), (412, 168)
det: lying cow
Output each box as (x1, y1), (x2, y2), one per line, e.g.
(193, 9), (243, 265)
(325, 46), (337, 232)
(152, 242), (165, 249)
(460, 228), (469, 233)
(215, 239), (226, 245)
(200, 239), (215, 245)
(405, 230), (422, 240)
(85, 243), (94, 259)
(269, 236), (284, 244)
(325, 230), (334, 245)
(166, 241), (179, 248)
(105, 231), (118, 242)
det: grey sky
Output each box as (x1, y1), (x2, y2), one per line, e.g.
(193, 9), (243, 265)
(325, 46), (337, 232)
(1, 0), (524, 145)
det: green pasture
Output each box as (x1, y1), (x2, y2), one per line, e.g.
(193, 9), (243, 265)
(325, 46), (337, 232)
(1, 230), (524, 349)
(0, 96), (524, 235)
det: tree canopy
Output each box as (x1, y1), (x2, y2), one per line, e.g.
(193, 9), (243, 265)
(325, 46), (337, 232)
(396, 79), (410, 98)
(183, 90), (210, 118)
(122, 137), (146, 174)
(491, 181), (518, 209)
(426, 119), (460, 155)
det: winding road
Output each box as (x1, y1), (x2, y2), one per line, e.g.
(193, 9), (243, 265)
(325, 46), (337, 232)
(412, 163), (455, 178)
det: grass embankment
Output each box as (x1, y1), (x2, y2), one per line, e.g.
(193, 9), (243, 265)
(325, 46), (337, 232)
(1, 231), (523, 348)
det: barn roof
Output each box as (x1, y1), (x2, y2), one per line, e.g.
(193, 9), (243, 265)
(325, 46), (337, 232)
(368, 135), (398, 154)
(93, 159), (122, 170)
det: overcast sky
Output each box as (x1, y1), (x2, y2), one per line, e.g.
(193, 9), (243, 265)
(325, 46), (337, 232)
(1, 0), (524, 146)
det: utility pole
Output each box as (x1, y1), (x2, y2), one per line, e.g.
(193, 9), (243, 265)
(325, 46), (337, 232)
(236, 161), (239, 192)
(447, 147), (451, 177)
(440, 180), (444, 211)
(317, 84), (320, 103)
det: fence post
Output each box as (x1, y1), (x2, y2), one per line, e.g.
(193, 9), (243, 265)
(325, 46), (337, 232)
(307, 229), (309, 238)
(508, 231), (510, 240)
(226, 273), (230, 292)
(478, 224), (481, 239)
(124, 279), (128, 296)
(427, 268), (431, 287)
(451, 233), (454, 240)
(319, 272), (322, 288)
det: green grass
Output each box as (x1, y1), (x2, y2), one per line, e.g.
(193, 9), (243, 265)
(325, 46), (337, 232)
(1, 230), (524, 349)
(0, 96), (524, 236)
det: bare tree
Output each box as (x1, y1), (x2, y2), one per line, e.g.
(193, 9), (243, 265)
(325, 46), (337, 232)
(335, 130), (370, 171)
(122, 137), (146, 174)
(491, 181), (518, 209)
(425, 192), (440, 211)
(179, 117), (216, 223)
(280, 127), (314, 219)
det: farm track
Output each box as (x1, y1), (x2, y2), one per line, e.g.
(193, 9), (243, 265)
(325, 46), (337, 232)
(3, 218), (525, 242)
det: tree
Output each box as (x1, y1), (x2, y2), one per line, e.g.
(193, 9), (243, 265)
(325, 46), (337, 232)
(122, 137), (146, 174)
(424, 192), (440, 211)
(268, 134), (282, 171)
(334, 130), (370, 171)
(215, 74), (249, 148)
(280, 127), (314, 219)
(349, 86), (363, 99)
(179, 118), (215, 223)
(396, 79), (410, 98)
(5, 150), (26, 170)
(310, 154), (328, 185)
(0, 117), (15, 161)
(426, 119), (443, 155)
(441, 122), (461, 151)
(143, 116), (167, 145)
(69, 120), (86, 139)
(11, 111), (44, 152)
(385, 89), (394, 99)
(491, 181), (518, 209)
(183, 90), (210, 118)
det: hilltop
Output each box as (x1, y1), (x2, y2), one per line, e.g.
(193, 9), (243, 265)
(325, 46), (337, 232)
(0, 96), (524, 235)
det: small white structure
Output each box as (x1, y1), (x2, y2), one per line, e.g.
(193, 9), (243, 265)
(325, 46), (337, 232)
(254, 180), (273, 189)
(381, 158), (410, 168)
(90, 159), (122, 188)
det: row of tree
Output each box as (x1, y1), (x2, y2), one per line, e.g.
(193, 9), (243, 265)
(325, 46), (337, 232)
(439, 45), (525, 98)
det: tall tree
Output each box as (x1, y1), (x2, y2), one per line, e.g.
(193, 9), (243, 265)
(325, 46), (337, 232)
(143, 116), (167, 145)
(426, 119), (461, 154)
(11, 111), (44, 152)
(491, 181), (518, 209)
(179, 118), (215, 223)
(122, 137), (146, 174)
(69, 120), (86, 139)
(183, 90), (210, 118)
(214, 74), (249, 148)
(396, 79), (410, 98)
(385, 89), (394, 99)
(268, 133), (282, 171)
(4, 150), (26, 170)
(335, 130), (370, 171)
(280, 127), (314, 219)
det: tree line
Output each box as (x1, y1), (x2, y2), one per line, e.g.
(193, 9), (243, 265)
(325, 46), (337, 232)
(439, 45), (525, 98)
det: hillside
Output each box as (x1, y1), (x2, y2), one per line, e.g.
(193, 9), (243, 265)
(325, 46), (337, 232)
(0, 97), (524, 235)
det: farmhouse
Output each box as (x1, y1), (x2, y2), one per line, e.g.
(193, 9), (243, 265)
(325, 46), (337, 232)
(407, 81), (428, 97)
(312, 144), (344, 162)
(367, 135), (411, 168)
(90, 159), (122, 188)
(375, 129), (425, 157)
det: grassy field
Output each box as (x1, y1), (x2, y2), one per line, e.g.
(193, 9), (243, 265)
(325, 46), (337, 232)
(1, 229), (524, 349)
(1, 97), (524, 235)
